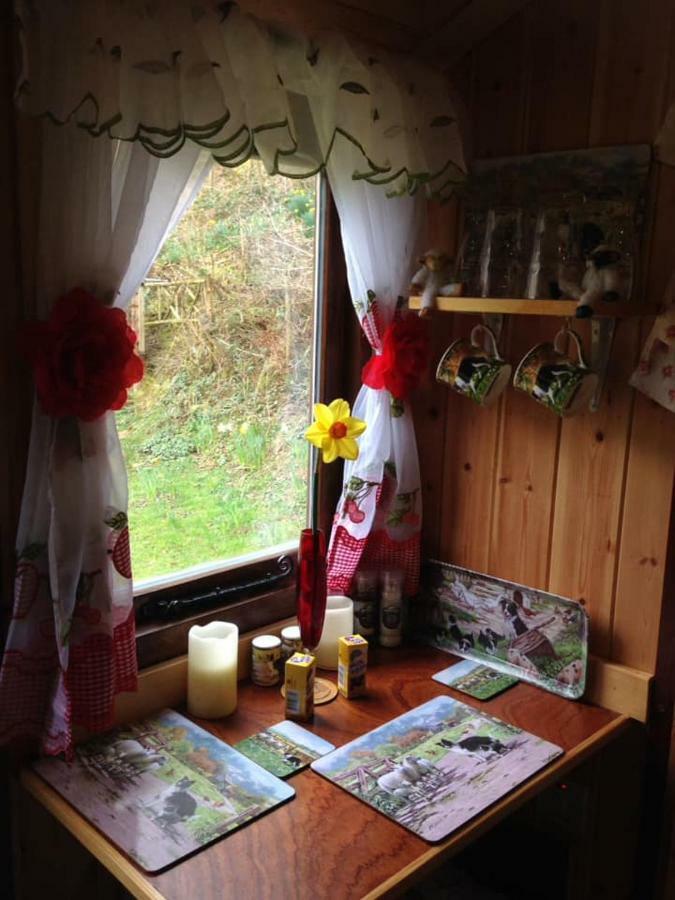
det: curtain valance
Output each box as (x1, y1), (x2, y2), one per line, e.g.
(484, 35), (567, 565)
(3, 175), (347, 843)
(16, 1), (466, 197)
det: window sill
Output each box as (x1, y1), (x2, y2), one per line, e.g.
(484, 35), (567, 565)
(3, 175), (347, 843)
(132, 539), (297, 598)
(134, 545), (297, 668)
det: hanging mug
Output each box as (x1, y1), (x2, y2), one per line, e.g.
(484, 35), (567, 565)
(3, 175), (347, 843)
(436, 324), (511, 407)
(513, 326), (598, 416)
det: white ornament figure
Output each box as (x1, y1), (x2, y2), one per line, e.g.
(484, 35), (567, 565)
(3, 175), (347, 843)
(558, 244), (624, 319)
(410, 249), (461, 317)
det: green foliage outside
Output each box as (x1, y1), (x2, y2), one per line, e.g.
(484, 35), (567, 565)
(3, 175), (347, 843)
(118, 162), (316, 581)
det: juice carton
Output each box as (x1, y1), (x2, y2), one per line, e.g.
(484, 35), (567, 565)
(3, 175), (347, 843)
(338, 635), (368, 699)
(284, 652), (316, 721)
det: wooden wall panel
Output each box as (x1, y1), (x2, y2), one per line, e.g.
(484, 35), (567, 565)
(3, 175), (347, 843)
(589, 0), (673, 147)
(415, 201), (456, 560)
(612, 391), (675, 671)
(524, 0), (600, 153)
(548, 320), (641, 657)
(440, 315), (502, 573)
(420, 0), (675, 679)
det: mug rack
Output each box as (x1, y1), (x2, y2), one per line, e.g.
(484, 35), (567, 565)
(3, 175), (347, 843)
(409, 295), (661, 411)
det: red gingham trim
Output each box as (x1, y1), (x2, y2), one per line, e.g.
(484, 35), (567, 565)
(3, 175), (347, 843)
(0, 610), (137, 756)
(66, 609), (138, 733)
(327, 526), (420, 597)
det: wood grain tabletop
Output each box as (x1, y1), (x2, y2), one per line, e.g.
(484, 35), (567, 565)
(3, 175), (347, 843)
(24, 645), (626, 900)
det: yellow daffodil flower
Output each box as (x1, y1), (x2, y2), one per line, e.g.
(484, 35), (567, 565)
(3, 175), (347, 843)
(305, 398), (367, 464)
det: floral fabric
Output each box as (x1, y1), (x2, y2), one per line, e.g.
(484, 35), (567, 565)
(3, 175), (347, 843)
(630, 302), (675, 412)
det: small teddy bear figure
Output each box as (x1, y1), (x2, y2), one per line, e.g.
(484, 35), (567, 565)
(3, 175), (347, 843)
(410, 249), (461, 317)
(558, 237), (624, 319)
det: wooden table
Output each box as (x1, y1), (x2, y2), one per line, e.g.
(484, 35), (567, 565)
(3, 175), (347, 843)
(21, 646), (628, 900)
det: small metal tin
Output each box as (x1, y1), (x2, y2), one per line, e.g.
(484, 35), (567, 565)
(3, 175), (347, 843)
(280, 625), (303, 662)
(251, 634), (282, 686)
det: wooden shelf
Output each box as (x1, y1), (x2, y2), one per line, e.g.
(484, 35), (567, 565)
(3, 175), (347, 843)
(408, 296), (661, 318)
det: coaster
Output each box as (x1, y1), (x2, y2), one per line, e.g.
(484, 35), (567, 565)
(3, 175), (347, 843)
(234, 720), (335, 778)
(281, 676), (338, 705)
(433, 659), (518, 700)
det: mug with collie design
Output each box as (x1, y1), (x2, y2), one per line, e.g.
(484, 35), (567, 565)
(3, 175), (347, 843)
(513, 326), (597, 416)
(436, 324), (511, 407)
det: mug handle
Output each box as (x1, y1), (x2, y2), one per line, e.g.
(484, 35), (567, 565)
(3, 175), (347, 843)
(554, 326), (589, 369)
(470, 324), (502, 360)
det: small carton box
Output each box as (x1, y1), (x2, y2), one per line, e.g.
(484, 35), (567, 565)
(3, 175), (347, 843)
(338, 635), (368, 699)
(284, 652), (316, 721)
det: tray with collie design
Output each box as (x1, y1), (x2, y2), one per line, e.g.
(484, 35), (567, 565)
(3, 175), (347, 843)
(423, 560), (588, 699)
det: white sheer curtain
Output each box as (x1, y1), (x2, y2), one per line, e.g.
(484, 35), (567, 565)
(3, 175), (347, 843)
(324, 140), (425, 595)
(16, 1), (465, 199)
(0, 124), (211, 755)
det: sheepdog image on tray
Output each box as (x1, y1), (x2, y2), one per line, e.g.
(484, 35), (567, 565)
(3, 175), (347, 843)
(311, 696), (562, 842)
(424, 560), (588, 699)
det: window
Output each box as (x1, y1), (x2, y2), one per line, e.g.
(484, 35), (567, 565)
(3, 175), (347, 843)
(119, 162), (319, 590)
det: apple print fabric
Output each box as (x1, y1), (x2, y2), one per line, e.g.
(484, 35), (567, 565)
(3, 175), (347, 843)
(630, 303), (675, 413)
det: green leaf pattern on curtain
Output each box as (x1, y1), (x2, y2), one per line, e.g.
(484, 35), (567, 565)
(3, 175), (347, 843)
(15, 0), (466, 198)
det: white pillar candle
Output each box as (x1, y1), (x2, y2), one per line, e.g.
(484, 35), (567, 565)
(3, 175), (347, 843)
(187, 621), (239, 719)
(315, 595), (354, 670)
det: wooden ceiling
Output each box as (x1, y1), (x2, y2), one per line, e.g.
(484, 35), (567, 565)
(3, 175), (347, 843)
(238, 0), (532, 64)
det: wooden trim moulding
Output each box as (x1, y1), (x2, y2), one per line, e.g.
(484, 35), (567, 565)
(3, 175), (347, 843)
(360, 717), (631, 900)
(118, 625), (653, 730)
(20, 715), (631, 900)
(114, 617), (297, 726)
(586, 654), (652, 723)
(408, 296), (662, 317)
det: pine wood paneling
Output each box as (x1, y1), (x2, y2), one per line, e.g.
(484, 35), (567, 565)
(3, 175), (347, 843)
(524, 0), (600, 154)
(439, 314), (502, 573)
(589, 0), (673, 147)
(612, 389), (675, 671)
(415, 201), (456, 559)
(471, 14), (528, 161)
(548, 320), (641, 657)
(419, 0), (675, 681)
(489, 318), (561, 587)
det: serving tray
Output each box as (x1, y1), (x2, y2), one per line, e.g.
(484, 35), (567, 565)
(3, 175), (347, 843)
(423, 560), (588, 699)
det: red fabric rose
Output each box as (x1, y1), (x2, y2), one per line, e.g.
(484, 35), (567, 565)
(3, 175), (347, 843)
(362, 314), (429, 400)
(22, 288), (144, 421)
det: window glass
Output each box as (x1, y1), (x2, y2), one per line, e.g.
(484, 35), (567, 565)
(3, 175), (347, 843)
(118, 162), (316, 584)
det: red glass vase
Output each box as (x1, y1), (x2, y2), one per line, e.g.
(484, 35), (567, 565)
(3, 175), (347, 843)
(296, 527), (327, 651)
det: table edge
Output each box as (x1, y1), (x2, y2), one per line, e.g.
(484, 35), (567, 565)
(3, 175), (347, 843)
(20, 714), (629, 900)
(362, 714), (631, 899)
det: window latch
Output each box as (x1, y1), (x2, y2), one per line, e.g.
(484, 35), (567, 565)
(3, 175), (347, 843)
(137, 554), (294, 622)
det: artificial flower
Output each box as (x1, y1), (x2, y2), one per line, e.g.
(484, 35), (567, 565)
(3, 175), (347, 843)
(22, 288), (144, 421)
(362, 314), (429, 400)
(305, 398), (366, 464)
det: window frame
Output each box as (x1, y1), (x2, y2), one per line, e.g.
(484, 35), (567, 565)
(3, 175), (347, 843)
(133, 175), (365, 667)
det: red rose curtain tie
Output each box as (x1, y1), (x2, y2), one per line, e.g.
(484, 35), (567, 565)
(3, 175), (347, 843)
(22, 288), (144, 420)
(362, 308), (430, 404)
